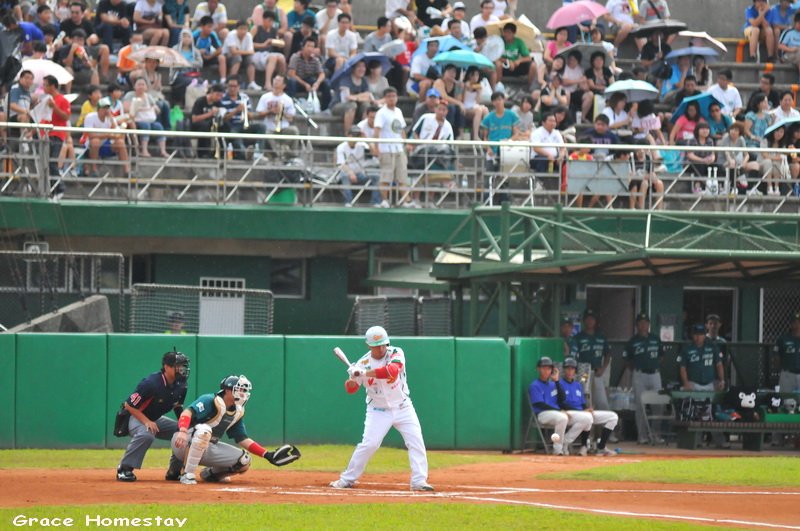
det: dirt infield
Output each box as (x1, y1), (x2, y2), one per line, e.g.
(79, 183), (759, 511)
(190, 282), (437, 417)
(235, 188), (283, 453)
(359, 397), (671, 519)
(1, 456), (798, 529)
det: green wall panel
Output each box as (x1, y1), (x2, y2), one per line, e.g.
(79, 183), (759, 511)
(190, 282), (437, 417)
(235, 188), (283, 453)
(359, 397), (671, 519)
(105, 335), (198, 449)
(510, 338), (562, 451)
(153, 255), (270, 289)
(454, 338), (511, 449)
(0, 334), (15, 448)
(196, 336), (284, 445)
(16, 334), (108, 448)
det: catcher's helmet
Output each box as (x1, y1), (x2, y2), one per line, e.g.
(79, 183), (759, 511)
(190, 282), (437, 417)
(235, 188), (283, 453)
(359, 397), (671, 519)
(563, 357), (578, 369)
(220, 374), (252, 405)
(365, 325), (390, 347)
(162, 350), (190, 379)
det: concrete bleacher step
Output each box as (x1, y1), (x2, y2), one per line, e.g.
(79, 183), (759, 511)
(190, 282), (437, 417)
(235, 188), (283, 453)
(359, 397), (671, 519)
(616, 58), (799, 85)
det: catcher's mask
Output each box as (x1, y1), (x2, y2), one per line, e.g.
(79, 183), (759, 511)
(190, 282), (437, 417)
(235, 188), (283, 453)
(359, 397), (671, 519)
(162, 350), (190, 380)
(220, 375), (252, 406)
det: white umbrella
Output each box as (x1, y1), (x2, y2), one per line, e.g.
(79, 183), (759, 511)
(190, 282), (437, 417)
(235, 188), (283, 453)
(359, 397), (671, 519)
(379, 39), (406, 58)
(19, 59), (73, 86)
(604, 80), (659, 102)
(129, 46), (191, 68)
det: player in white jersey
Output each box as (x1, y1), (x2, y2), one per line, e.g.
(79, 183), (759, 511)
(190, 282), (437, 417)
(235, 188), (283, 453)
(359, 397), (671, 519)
(329, 326), (433, 491)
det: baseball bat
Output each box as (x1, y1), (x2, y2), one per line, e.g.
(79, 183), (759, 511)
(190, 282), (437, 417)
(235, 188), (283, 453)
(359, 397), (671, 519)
(333, 347), (351, 367)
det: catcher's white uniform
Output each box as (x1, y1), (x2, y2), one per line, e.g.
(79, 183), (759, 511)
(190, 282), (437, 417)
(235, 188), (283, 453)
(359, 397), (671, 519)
(337, 345), (430, 488)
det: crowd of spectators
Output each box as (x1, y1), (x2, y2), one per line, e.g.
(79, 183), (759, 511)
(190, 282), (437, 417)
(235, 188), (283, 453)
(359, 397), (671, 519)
(3, 0), (800, 205)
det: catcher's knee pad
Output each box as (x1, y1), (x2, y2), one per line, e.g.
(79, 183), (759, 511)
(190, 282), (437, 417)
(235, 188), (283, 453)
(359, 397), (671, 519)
(185, 424), (212, 474)
(229, 450), (251, 474)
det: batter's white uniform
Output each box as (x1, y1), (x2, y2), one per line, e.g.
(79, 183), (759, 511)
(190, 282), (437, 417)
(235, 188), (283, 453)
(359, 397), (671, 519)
(338, 345), (429, 488)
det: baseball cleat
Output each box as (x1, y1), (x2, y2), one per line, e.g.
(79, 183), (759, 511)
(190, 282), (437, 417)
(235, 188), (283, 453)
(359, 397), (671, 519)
(411, 483), (435, 492)
(328, 479), (354, 489)
(179, 473), (197, 485)
(578, 445), (589, 456)
(597, 448), (618, 456)
(116, 467), (137, 482)
(200, 468), (232, 483)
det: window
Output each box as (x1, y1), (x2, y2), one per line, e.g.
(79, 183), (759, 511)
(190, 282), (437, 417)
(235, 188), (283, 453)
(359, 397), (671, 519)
(270, 259), (306, 298)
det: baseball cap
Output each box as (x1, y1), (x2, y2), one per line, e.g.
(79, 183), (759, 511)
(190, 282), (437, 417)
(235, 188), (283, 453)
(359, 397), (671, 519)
(71, 28), (87, 39)
(636, 312), (650, 322)
(583, 308), (596, 319)
(426, 87), (441, 98)
(537, 356), (554, 368)
(706, 313), (721, 322)
(691, 323), (706, 335)
(167, 310), (184, 322)
(97, 97), (111, 108)
(560, 316), (573, 325)
(453, 1), (466, 9)
(347, 125), (362, 136)
(563, 357), (578, 368)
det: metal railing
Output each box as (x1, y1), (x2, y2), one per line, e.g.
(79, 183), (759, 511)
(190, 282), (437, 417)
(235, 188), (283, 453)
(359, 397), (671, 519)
(2, 122), (799, 213)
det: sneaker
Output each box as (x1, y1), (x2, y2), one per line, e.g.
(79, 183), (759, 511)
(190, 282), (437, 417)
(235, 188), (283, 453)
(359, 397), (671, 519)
(552, 443), (564, 455)
(578, 445), (588, 456)
(179, 473), (197, 485)
(608, 434), (619, 444)
(116, 467), (136, 482)
(247, 81), (262, 91)
(597, 447), (617, 456)
(747, 187), (762, 196)
(379, 199), (390, 208)
(200, 468), (231, 483)
(411, 483), (435, 492)
(329, 479), (354, 489)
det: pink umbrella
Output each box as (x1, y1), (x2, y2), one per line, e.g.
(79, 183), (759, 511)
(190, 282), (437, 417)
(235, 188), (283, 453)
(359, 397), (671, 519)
(546, 0), (609, 30)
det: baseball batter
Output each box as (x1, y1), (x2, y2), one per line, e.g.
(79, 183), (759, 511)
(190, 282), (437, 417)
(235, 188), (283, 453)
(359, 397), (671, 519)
(171, 374), (301, 485)
(571, 309), (611, 410)
(774, 311), (800, 393)
(556, 357), (618, 456)
(623, 313), (664, 444)
(330, 326), (434, 491)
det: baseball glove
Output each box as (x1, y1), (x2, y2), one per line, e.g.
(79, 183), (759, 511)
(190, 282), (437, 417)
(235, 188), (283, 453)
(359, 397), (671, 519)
(265, 444), (301, 466)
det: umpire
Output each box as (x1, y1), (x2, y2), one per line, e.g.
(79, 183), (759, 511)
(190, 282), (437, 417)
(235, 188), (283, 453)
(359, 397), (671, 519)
(116, 351), (190, 482)
(623, 313), (664, 444)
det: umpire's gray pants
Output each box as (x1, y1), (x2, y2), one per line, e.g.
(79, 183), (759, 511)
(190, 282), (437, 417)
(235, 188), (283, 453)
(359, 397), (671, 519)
(591, 372), (610, 410)
(779, 370), (800, 393)
(171, 432), (248, 474)
(120, 416), (179, 470)
(633, 370), (662, 442)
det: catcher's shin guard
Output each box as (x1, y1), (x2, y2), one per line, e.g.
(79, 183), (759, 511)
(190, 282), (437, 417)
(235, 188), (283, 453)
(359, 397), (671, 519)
(202, 451), (251, 482)
(184, 424), (212, 476)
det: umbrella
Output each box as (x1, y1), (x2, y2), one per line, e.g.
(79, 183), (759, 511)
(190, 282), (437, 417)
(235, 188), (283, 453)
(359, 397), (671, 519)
(556, 43), (611, 69)
(604, 80), (658, 102)
(670, 93), (723, 123)
(547, 0), (608, 29)
(411, 35), (470, 61)
(485, 15), (544, 53)
(671, 31), (728, 55)
(764, 117), (800, 137)
(631, 19), (688, 39)
(128, 46), (191, 68)
(19, 58), (73, 85)
(433, 49), (494, 70)
(665, 46), (719, 64)
(378, 39), (406, 58)
(330, 52), (390, 85)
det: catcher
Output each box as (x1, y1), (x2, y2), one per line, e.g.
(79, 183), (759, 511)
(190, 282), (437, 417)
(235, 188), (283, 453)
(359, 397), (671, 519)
(171, 374), (301, 484)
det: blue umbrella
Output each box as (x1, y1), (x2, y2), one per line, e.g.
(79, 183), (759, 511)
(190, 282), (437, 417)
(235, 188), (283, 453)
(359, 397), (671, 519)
(670, 93), (723, 123)
(330, 52), (391, 86)
(665, 46), (719, 64)
(411, 35), (471, 61)
(764, 117), (800, 137)
(433, 49), (494, 70)
(604, 79), (659, 102)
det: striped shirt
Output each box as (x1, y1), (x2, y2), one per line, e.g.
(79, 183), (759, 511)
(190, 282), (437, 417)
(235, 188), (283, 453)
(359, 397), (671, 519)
(288, 52), (322, 80)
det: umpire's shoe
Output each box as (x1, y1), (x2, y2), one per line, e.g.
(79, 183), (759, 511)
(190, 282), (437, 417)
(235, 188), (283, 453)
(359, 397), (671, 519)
(165, 467), (182, 481)
(116, 467), (137, 482)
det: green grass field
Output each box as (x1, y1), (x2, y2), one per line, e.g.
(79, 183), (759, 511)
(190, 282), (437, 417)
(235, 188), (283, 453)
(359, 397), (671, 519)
(541, 456), (800, 488)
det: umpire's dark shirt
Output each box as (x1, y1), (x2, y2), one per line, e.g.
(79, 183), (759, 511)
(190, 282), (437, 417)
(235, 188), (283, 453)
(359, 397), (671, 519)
(125, 371), (187, 421)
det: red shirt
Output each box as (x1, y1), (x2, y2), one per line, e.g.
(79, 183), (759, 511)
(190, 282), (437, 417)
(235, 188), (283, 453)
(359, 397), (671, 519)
(46, 93), (70, 141)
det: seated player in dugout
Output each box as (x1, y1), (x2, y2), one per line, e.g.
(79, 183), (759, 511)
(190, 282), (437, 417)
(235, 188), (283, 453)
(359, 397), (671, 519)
(171, 374), (301, 484)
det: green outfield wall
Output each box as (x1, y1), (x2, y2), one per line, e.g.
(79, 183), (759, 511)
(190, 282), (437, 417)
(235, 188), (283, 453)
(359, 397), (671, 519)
(0, 334), (555, 451)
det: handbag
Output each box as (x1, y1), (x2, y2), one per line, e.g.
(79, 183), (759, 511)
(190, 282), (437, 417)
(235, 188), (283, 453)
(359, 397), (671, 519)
(478, 78), (493, 104)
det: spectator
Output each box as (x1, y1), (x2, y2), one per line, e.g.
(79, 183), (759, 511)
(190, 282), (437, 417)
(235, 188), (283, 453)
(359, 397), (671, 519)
(332, 58), (373, 133)
(373, 87), (414, 207)
(116, 32), (145, 87)
(287, 37), (331, 111)
(744, 93), (773, 148)
(126, 77), (169, 158)
(54, 0), (71, 23)
(219, 78), (264, 158)
(602, 92), (632, 132)
(410, 98), (455, 171)
(290, 15), (319, 58)
(57, 28), (100, 87)
(746, 73), (780, 112)
(544, 27), (571, 70)
(496, 22), (535, 89)
(744, 0), (775, 62)
(775, 312), (800, 394)
(462, 66), (488, 140)
(287, 0), (312, 33)
(631, 99), (665, 145)
(173, 27), (203, 70)
(408, 38), (439, 99)
(638, 0), (670, 22)
(336, 126), (381, 206)
(669, 101), (703, 145)
(571, 309), (612, 410)
(586, 50), (614, 95)
(133, 55), (171, 130)
(163, 0), (190, 46)
(224, 20), (259, 90)
(759, 125), (788, 196)
(76, 84), (101, 127)
(692, 55), (712, 90)
(604, 0), (638, 50)
(585, 114), (619, 160)
(325, 13), (357, 74)
(686, 122), (719, 194)
(7, 70), (36, 150)
(678, 324), (724, 391)
(537, 72), (569, 116)
(771, 90), (800, 121)
(363, 16), (392, 53)
(194, 15), (227, 83)
(357, 104), (379, 138)
(107, 82), (126, 122)
(512, 95), (535, 138)
(640, 31), (670, 70)
(769, 0), (797, 47)
(35, 5), (60, 34)
(56, 5), (111, 83)
(190, 83), (224, 158)
(315, 0), (341, 44)
(660, 54), (691, 103)
(411, 87), (440, 126)
(706, 102), (732, 142)
(561, 51), (593, 121)
(95, 0), (132, 50)
(386, 0), (416, 22)
(672, 74), (700, 109)
(192, 0), (228, 39)
(529, 112), (566, 173)
(251, 0), (289, 40)
(470, 0), (498, 33)
(778, 12), (800, 76)
(83, 97), (130, 176)
(446, 17), (468, 43)
(529, 357), (590, 456)
(417, 0), (451, 28)
(432, 63), (465, 138)
(42, 75), (70, 199)
(480, 91), (520, 160)
(590, 26), (619, 74)
(718, 122), (759, 194)
(133, 0), (169, 46)
(366, 59), (389, 102)
(252, 10), (287, 92)
(623, 313), (664, 444)
(706, 70), (743, 118)
(442, 2), (469, 40)
(255, 74), (300, 159)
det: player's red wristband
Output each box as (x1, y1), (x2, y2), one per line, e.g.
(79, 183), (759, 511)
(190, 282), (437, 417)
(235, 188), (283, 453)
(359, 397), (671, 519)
(248, 441), (267, 458)
(178, 416), (191, 431)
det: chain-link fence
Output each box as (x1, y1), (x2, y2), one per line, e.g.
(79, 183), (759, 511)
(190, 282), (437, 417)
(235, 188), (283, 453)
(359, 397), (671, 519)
(348, 295), (453, 336)
(761, 287), (800, 343)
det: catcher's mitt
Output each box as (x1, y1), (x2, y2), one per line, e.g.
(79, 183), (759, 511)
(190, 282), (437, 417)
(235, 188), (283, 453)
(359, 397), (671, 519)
(265, 444), (301, 466)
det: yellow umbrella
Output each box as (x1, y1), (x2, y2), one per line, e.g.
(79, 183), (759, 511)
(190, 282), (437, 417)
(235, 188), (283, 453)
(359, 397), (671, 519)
(485, 14), (544, 53)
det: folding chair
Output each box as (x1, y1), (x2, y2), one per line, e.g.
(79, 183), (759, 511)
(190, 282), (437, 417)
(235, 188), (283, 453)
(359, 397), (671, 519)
(639, 391), (675, 445)
(522, 404), (553, 454)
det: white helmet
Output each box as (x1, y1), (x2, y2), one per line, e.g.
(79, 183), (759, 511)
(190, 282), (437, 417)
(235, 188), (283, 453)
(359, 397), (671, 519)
(365, 325), (390, 347)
